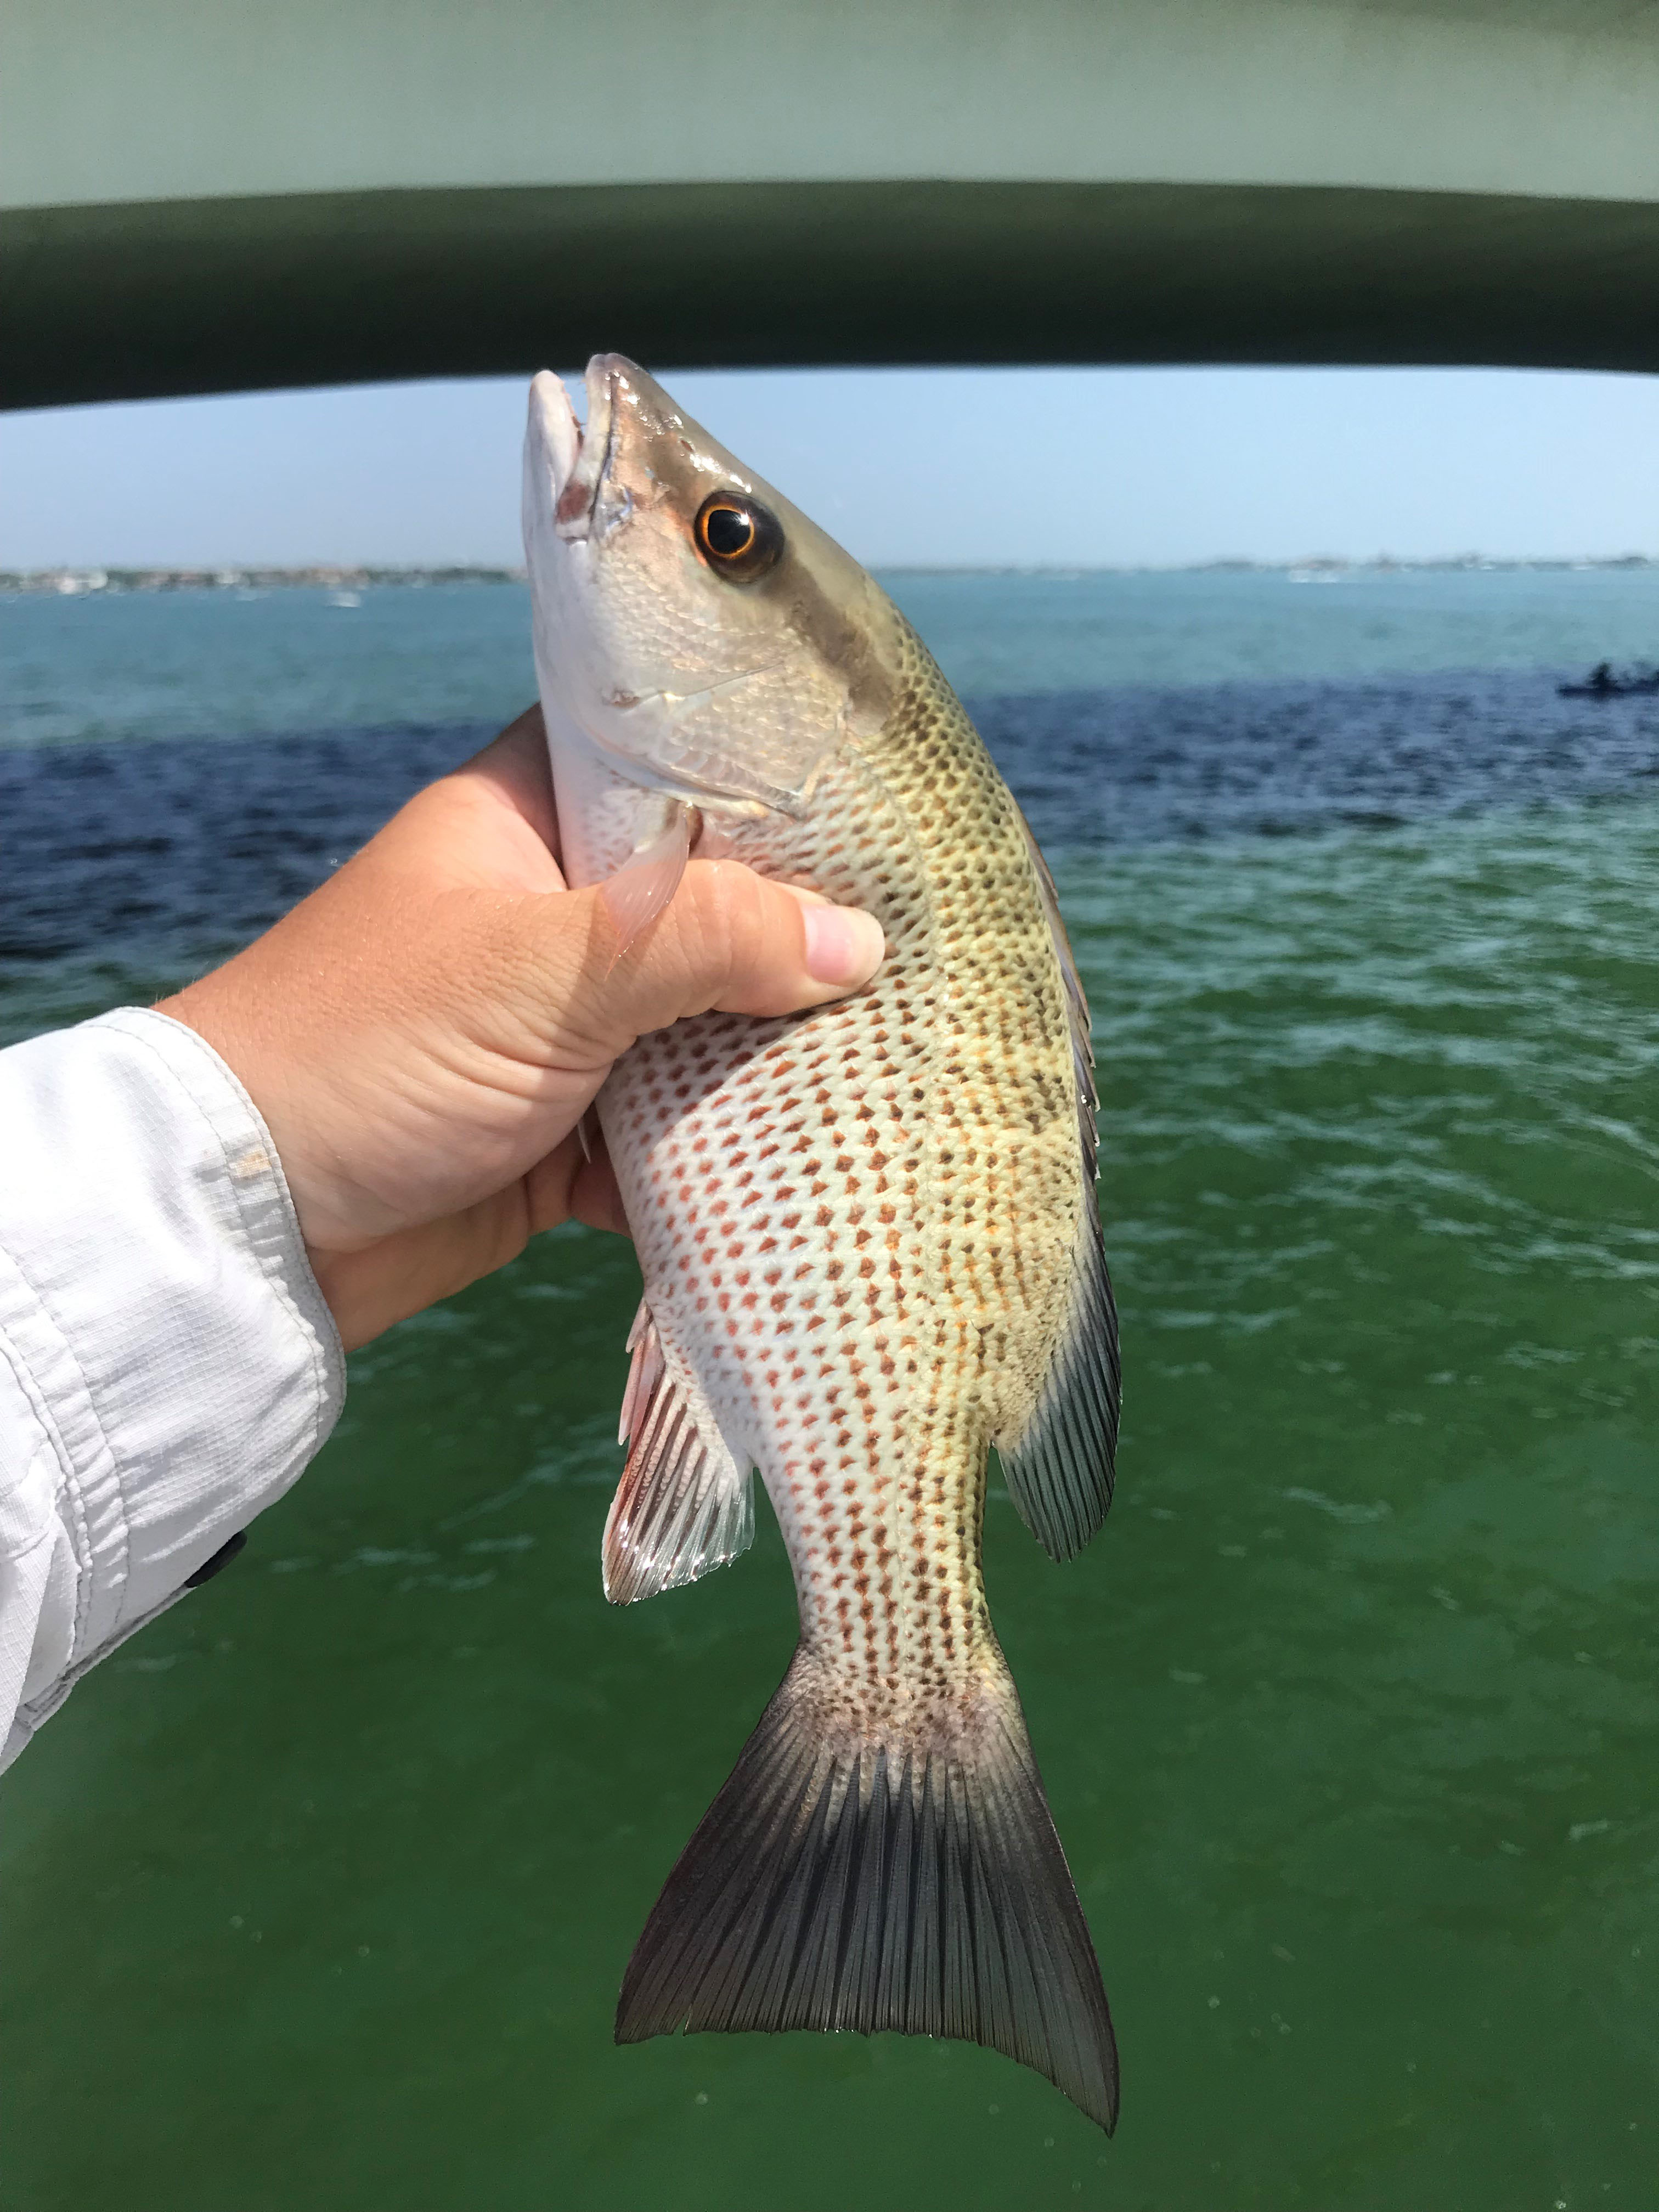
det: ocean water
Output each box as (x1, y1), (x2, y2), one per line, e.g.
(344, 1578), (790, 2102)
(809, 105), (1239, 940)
(2, 570), (1658, 2210)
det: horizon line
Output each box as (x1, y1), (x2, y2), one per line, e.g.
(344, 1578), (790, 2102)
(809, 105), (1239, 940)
(7, 553), (1659, 594)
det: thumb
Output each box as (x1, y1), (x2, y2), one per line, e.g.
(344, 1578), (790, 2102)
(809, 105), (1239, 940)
(557, 857), (886, 1054)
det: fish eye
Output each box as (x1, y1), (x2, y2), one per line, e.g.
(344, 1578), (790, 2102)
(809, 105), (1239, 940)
(693, 492), (784, 582)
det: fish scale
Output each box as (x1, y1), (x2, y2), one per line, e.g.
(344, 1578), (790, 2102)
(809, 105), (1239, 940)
(603, 627), (1079, 1713)
(524, 354), (1122, 2129)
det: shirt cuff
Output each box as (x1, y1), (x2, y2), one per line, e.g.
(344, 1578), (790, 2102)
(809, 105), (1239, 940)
(0, 1007), (345, 1766)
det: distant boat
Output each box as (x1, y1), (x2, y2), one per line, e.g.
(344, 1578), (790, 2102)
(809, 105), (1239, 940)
(1559, 660), (1659, 698)
(327, 590), (362, 609)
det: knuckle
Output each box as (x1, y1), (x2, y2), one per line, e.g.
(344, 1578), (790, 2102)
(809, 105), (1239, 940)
(682, 861), (765, 989)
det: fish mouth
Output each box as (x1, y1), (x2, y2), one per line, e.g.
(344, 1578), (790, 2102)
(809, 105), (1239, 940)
(529, 356), (634, 543)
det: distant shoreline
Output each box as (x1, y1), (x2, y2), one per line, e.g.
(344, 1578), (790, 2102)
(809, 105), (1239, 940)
(1, 565), (528, 596)
(4, 555), (1657, 596)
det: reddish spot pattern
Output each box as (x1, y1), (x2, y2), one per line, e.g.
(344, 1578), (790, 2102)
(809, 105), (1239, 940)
(597, 622), (1090, 1728)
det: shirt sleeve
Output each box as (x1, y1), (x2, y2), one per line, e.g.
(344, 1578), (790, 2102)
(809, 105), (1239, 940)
(0, 1007), (345, 1770)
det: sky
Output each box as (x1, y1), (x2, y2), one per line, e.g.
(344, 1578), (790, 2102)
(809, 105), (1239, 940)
(3, 366), (1657, 572)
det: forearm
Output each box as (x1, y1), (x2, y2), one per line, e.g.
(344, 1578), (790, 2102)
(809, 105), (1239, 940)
(0, 1009), (344, 1768)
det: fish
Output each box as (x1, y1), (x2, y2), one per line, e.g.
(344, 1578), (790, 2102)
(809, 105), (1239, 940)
(522, 356), (1122, 2130)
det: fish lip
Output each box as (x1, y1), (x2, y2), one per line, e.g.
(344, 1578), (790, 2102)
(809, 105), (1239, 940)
(528, 369), (580, 503)
(547, 354), (630, 541)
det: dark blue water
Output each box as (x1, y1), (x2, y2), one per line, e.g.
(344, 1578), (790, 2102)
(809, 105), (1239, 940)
(5, 673), (1659, 980)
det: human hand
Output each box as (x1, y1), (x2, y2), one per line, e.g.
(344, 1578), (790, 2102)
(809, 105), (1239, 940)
(160, 707), (884, 1351)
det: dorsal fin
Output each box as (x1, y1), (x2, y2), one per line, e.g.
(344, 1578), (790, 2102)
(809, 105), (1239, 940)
(997, 1203), (1120, 1561)
(996, 804), (1120, 1561)
(603, 1301), (754, 1604)
(1012, 800), (1098, 1181)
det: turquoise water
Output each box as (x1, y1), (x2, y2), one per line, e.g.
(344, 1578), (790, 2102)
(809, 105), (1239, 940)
(9, 565), (1659, 751)
(2, 572), (1658, 2207)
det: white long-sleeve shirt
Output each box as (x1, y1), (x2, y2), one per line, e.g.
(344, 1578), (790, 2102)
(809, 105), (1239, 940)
(0, 1008), (344, 1769)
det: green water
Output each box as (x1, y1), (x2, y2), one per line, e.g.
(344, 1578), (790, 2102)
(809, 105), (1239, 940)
(5, 795), (1657, 2207)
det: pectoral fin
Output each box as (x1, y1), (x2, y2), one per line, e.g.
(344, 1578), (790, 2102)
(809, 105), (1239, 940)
(604, 1301), (754, 1603)
(600, 805), (692, 960)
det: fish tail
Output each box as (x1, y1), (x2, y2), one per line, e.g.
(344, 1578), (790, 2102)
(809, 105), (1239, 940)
(614, 1651), (1118, 2131)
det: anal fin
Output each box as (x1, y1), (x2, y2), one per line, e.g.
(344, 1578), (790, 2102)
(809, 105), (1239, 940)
(604, 1300), (754, 1604)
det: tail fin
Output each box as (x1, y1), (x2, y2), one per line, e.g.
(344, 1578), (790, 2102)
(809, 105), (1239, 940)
(615, 1655), (1118, 2131)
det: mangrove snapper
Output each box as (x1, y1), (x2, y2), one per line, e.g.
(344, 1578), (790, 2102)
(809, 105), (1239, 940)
(523, 358), (1121, 2129)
